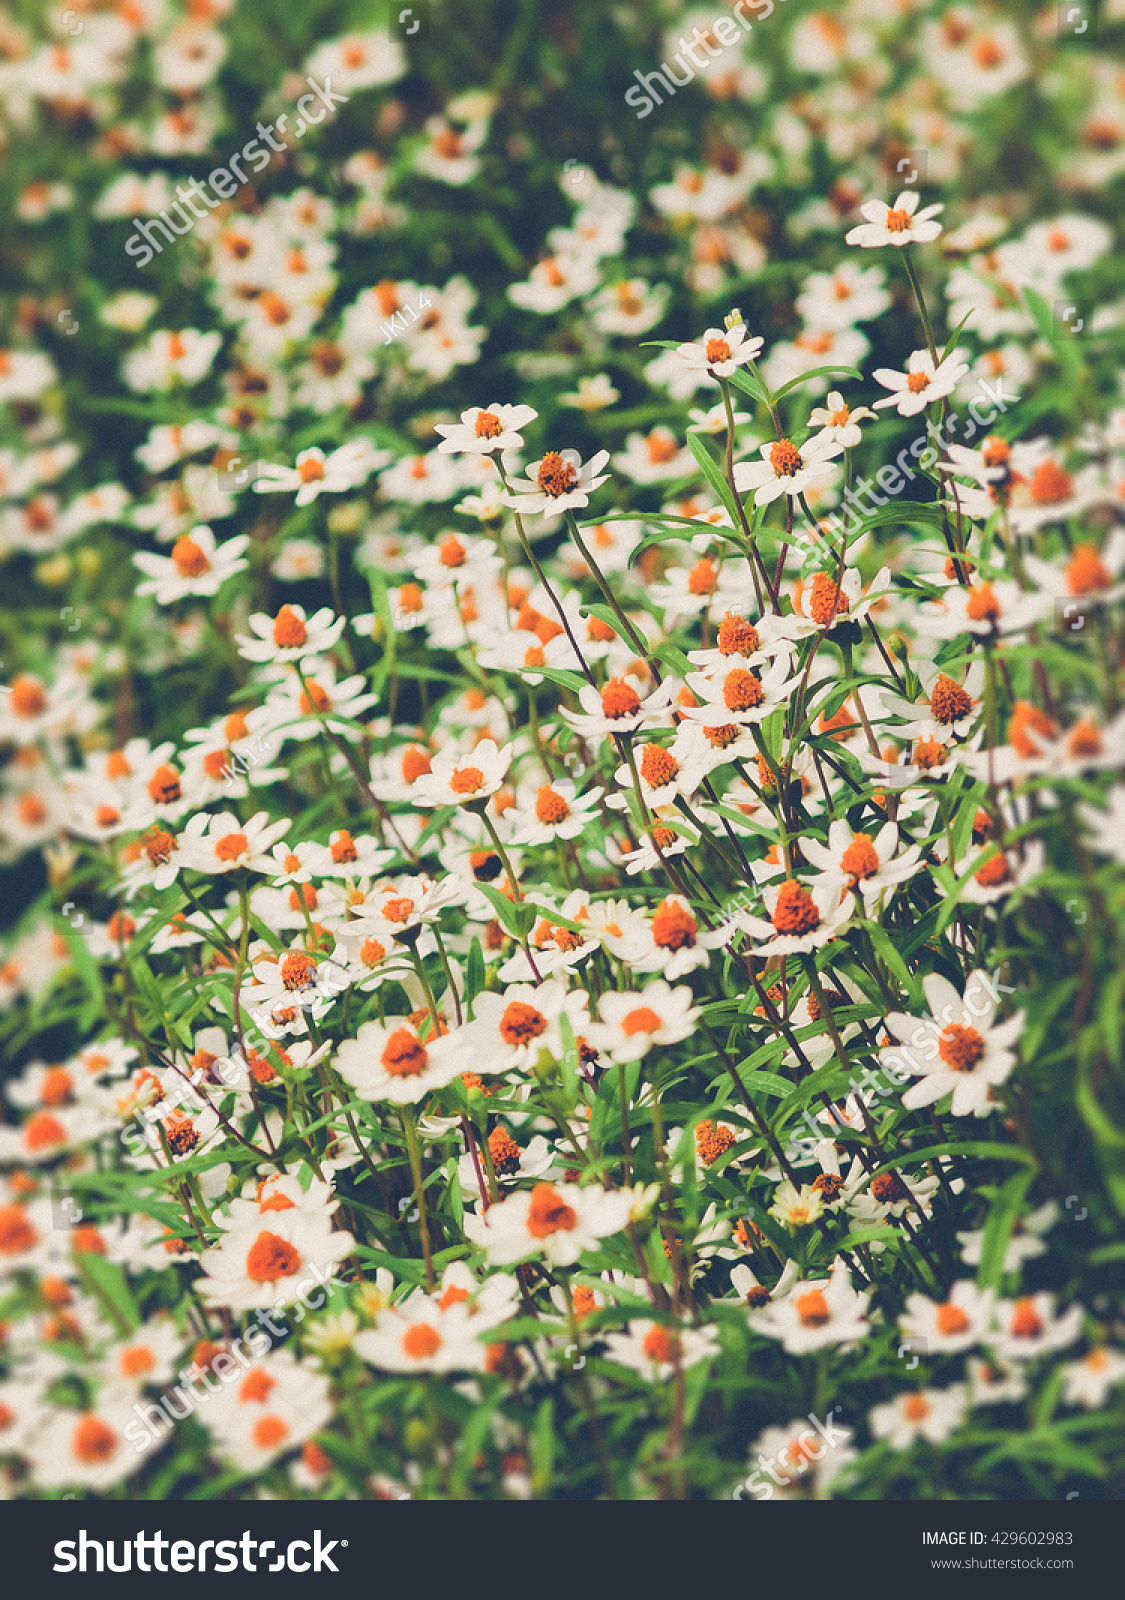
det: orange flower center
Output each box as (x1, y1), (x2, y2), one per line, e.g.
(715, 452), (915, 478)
(906, 371), (931, 394)
(500, 1000), (548, 1046)
(1009, 1297), (1043, 1339)
(718, 614), (760, 656)
(772, 881), (820, 936)
(8, 676), (47, 717)
(646, 431), (679, 464)
(796, 1289), (830, 1326)
(695, 1119), (735, 1165)
(938, 1023), (985, 1071)
(974, 852), (1010, 888)
(884, 207), (912, 232)
(930, 673), (973, 724)
(0, 1206), (37, 1254)
(1008, 699), (1057, 758)
(965, 582), (1001, 623)
(808, 572), (850, 627)
(73, 1415), (118, 1463)
(601, 678), (641, 719)
(474, 411), (502, 438)
(303, 1439), (332, 1474)
(120, 1345), (155, 1377)
(840, 832), (880, 881)
(642, 1326), (677, 1363)
(722, 667), (765, 712)
(640, 745), (679, 787)
(913, 737), (946, 770)
(171, 536), (210, 577)
(432, 757), (483, 802)
(651, 898), (697, 950)
(936, 1302), (971, 1336)
(163, 1112), (199, 1154)
(688, 557), (718, 595)
(769, 439), (803, 476)
(214, 831), (248, 861)
(41, 1067), (74, 1107)
(1066, 544), (1111, 595)
(488, 1127), (522, 1175)
(705, 337), (732, 364)
(535, 786), (570, 824)
(403, 1323), (442, 1359)
(381, 1028), (428, 1077)
(240, 1369), (276, 1408)
(972, 32), (1004, 67)
(812, 1172), (845, 1202)
(381, 896), (415, 923)
(246, 1231), (301, 1281)
(439, 534), (467, 568)
(401, 746), (432, 783)
(24, 1111), (66, 1150)
(147, 764), (182, 805)
(252, 1414), (289, 1449)
(622, 1006), (664, 1037)
(536, 452), (579, 497)
(144, 826), (176, 865)
(1066, 719), (1102, 758)
(273, 605), (307, 647)
(276, 947), (316, 985)
(526, 1183), (578, 1237)
(298, 682), (331, 715)
(1029, 461), (1073, 505)
(330, 829), (358, 863)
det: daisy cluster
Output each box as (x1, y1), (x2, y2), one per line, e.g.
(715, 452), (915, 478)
(0, 0), (1124, 1502)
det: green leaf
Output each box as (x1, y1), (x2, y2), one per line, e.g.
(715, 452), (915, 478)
(465, 937), (485, 1015)
(558, 1010), (580, 1103)
(726, 367), (768, 407)
(977, 1168), (1035, 1290)
(940, 310), (975, 363)
(876, 1141), (1036, 1171)
(771, 364), (863, 403)
(529, 664), (588, 693)
(530, 1397), (555, 1495)
(473, 882), (536, 941)
(687, 430), (744, 529)
(75, 1252), (141, 1335)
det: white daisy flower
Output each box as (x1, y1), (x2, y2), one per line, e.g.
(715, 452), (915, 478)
(334, 1016), (466, 1104)
(845, 190), (944, 249)
(880, 969), (1025, 1118)
(872, 349), (970, 417)
(133, 525), (249, 606)
(500, 448), (611, 518)
(869, 1385), (966, 1449)
(435, 403), (539, 455)
(733, 432), (842, 504)
(675, 323), (765, 383)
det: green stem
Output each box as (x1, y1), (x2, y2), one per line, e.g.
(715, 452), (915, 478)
(401, 1105), (435, 1291)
